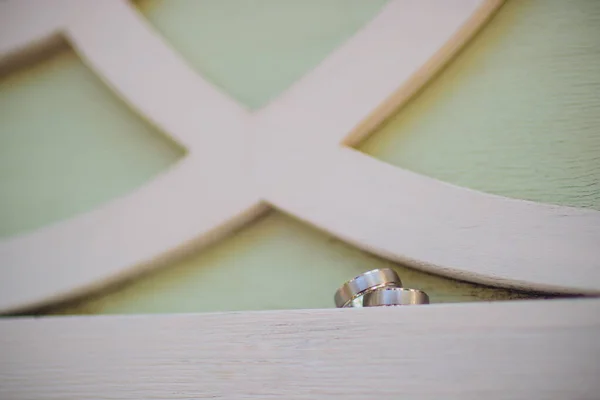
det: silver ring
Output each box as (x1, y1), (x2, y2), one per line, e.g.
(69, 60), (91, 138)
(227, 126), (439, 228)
(334, 268), (402, 308)
(362, 287), (429, 306)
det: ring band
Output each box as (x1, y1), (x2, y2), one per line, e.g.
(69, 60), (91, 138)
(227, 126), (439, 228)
(334, 268), (402, 308)
(362, 287), (429, 307)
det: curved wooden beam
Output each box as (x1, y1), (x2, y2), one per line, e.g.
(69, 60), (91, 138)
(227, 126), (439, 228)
(3, 0), (598, 313)
(262, 147), (600, 293)
(0, 0), (263, 312)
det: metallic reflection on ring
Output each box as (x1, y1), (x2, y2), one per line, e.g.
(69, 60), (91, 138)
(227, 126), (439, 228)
(362, 287), (429, 307)
(334, 268), (402, 308)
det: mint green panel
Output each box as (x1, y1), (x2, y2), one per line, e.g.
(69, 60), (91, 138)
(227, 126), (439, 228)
(0, 49), (184, 238)
(360, 0), (600, 210)
(137, 0), (389, 109)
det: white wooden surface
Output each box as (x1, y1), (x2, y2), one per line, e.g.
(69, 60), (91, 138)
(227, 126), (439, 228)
(1, 298), (599, 399)
(1, 0), (599, 313)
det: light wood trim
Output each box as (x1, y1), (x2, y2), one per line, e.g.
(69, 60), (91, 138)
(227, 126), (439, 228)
(2, 0), (599, 313)
(1, 298), (599, 399)
(0, 0), (522, 313)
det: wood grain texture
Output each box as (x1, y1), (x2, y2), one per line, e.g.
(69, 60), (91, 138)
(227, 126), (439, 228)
(2, 298), (599, 399)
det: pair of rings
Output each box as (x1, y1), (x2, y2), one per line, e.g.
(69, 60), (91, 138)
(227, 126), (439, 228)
(334, 268), (429, 308)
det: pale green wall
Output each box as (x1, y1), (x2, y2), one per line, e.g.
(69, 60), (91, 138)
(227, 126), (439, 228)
(361, 0), (600, 210)
(2, 0), (596, 315)
(0, 48), (183, 238)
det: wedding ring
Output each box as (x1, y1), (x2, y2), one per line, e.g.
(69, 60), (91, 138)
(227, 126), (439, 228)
(334, 268), (402, 308)
(362, 286), (429, 306)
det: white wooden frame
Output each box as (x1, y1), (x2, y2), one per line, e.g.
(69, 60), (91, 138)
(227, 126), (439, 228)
(1, 0), (600, 313)
(1, 298), (599, 399)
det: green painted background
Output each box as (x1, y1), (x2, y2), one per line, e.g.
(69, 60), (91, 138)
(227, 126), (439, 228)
(0, 47), (184, 238)
(361, 0), (600, 210)
(1, 0), (597, 315)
